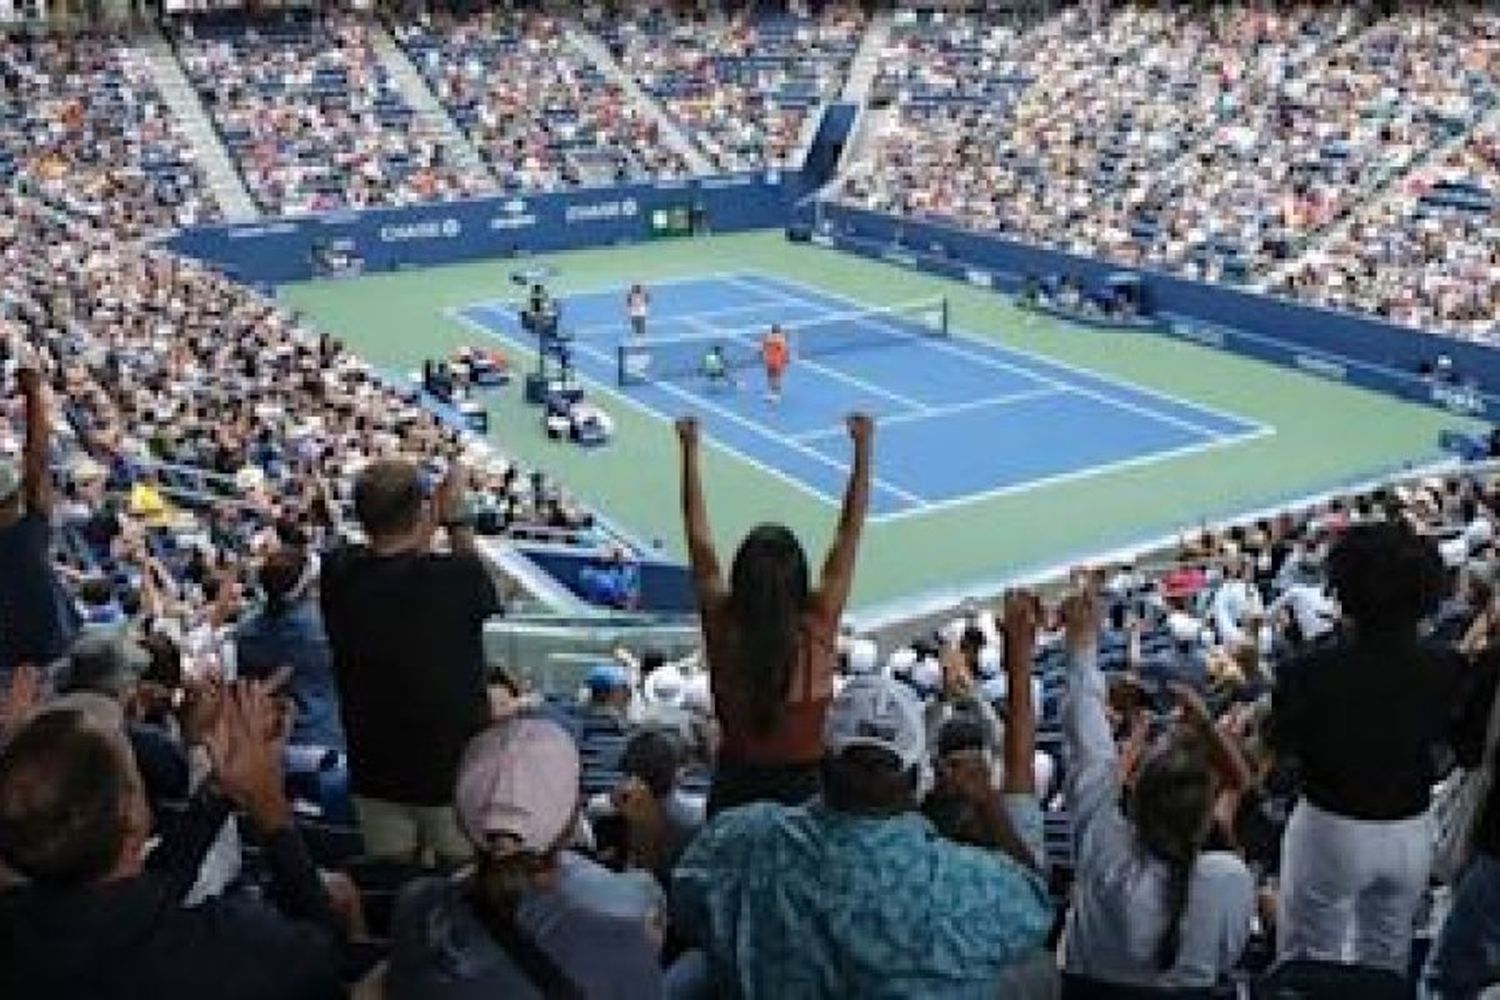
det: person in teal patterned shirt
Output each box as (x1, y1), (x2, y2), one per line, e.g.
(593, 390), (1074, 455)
(670, 667), (1053, 999)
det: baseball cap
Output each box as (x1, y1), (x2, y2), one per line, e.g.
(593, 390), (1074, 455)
(0, 457), (18, 503)
(823, 674), (926, 772)
(455, 715), (580, 856)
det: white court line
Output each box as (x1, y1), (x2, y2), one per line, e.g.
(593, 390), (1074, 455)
(449, 270), (774, 334)
(447, 304), (930, 511)
(680, 310), (932, 414)
(873, 425), (1277, 525)
(739, 271), (1276, 441)
(572, 296), (818, 339)
(443, 305), (842, 508)
(789, 387), (1066, 442)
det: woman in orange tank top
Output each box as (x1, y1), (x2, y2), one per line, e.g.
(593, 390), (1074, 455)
(676, 412), (873, 815)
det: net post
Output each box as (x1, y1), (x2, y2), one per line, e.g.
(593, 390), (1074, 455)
(616, 343), (627, 387)
(940, 297), (950, 337)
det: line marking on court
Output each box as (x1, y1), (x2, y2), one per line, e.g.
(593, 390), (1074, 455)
(572, 296), (816, 339)
(447, 269), (1279, 523)
(744, 274), (1228, 441)
(869, 425), (1277, 525)
(788, 387), (1067, 442)
(680, 308), (932, 415)
(448, 304), (930, 513)
(738, 271), (1274, 440)
(443, 305), (845, 509)
(449, 271), (773, 332)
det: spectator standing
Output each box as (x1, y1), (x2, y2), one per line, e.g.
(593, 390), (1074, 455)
(320, 459), (501, 866)
(676, 412), (872, 814)
(1059, 586), (1256, 990)
(385, 714), (664, 1000)
(1271, 521), (1463, 973)
(0, 345), (79, 675)
(671, 670), (1052, 998)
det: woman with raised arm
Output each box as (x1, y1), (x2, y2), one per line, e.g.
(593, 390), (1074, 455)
(1059, 586), (1257, 991)
(676, 412), (872, 816)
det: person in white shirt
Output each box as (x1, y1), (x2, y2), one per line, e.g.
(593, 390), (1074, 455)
(1060, 588), (1256, 991)
(626, 284), (650, 340)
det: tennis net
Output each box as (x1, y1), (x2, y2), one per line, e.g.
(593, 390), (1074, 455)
(616, 297), (949, 386)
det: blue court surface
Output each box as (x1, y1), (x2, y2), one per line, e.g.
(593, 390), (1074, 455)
(452, 272), (1272, 522)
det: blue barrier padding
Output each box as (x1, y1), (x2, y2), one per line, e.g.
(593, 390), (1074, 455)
(168, 172), (799, 284)
(815, 203), (1500, 420)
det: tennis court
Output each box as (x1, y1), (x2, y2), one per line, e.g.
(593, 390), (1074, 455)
(282, 231), (1477, 616)
(452, 271), (1271, 521)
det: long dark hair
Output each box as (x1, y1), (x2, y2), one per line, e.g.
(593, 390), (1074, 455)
(468, 850), (584, 1000)
(1129, 738), (1214, 972)
(727, 523), (811, 734)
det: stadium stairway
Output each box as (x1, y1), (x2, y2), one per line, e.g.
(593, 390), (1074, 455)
(567, 25), (713, 177)
(839, 8), (889, 105)
(138, 26), (259, 222)
(367, 19), (494, 186)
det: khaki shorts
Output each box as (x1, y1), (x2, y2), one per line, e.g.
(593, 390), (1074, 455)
(354, 796), (472, 867)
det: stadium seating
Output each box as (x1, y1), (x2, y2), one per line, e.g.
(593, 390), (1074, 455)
(394, 8), (691, 190)
(0, 31), (218, 235)
(4, 13), (1500, 997)
(600, 0), (866, 172)
(174, 11), (490, 215)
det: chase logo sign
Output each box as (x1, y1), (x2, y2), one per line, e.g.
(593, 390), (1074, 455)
(490, 199), (537, 231)
(377, 218), (462, 242)
(564, 198), (640, 224)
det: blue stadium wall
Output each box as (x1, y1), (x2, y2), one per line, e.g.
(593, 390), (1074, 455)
(167, 172), (795, 285)
(819, 203), (1500, 422)
(163, 162), (1500, 423)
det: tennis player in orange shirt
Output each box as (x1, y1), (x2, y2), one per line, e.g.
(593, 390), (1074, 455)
(761, 324), (789, 404)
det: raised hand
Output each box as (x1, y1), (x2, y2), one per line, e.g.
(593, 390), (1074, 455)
(846, 412), (874, 444)
(1060, 588), (1100, 652)
(1001, 588), (1041, 653)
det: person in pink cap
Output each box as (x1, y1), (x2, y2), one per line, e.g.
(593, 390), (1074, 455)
(384, 714), (664, 1000)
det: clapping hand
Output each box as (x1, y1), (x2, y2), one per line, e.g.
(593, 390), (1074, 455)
(205, 680), (291, 831)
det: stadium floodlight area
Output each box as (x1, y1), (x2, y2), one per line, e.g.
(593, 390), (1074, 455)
(616, 297), (949, 386)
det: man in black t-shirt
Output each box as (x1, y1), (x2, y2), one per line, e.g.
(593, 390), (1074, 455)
(0, 345), (80, 676)
(320, 459), (500, 865)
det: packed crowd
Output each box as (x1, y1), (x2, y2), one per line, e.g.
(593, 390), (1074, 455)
(0, 31), (218, 236)
(1133, 5), (1500, 280)
(1279, 122), (1500, 343)
(5, 356), (1500, 995)
(0, 187), (610, 650)
(845, 4), (1370, 257)
(175, 13), (489, 215)
(396, 8), (692, 192)
(601, 1), (865, 173)
(844, 3), (1500, 337)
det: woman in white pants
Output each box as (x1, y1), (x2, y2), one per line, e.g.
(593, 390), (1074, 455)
(1270, 521), (1465, 973)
